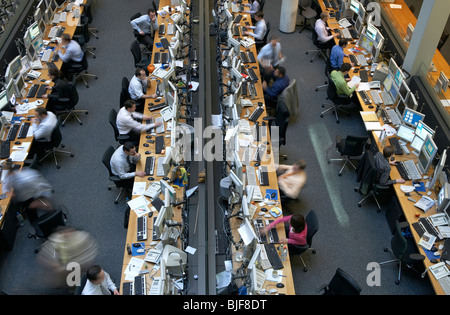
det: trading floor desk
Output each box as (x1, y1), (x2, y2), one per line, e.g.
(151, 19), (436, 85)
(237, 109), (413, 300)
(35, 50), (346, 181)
(0, 0), (85, 250)
(219, 1), (295, 295)
(320, 0), (447, 295)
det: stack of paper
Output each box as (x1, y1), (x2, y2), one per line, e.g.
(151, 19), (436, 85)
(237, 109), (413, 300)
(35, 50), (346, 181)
(360, 111), (382, 130)
(127, 195), (152, 217)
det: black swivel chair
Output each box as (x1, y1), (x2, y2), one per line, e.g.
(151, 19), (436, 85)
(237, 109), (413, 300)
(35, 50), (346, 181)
(298, 0), (317, 33)
(287, 210), (319, 272)
(328, 134), (369, 176)
(37, 121), (74, 169)
(255, 21), (270, 52)
(120, 77), (131, 108)
(264, 100), (290, 161)
(102, 146), (130, 204)
(108, 108), (131, 145)
(28, 208), (67, 253)
(54, 77), (88, 126)
(74, 15), (96, 59)
(316, 268), (362, 295)
(67, 53), (98, 88)
(320, 76), (352, 124)
(306, 28), (327, 63)
(315, 57), (332, 92)
(73, 274), (88, 295)
(130, 40), (151, 73)
(80, 0), (98, 39)
(379, 221), (425, 285)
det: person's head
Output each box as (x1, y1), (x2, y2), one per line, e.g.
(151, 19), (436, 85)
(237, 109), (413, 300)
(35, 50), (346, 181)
(35, 107), (48, 120)
(339, 38), (349, 48)
(274, 66), (286, 79)
(48, 68), (62, 81)
(290, 214), (306, 233)
(86, 265), (104, 285)
(123, 142), (137, 156)
(61, 33), (71, 45)
(147, 8), (156, 19)
(135, 67), (147, 80)
(255, 11), (264, 21)
(320, 11), (329, 22)
(269, 35), (279, 47)
(124, 100), (136, 112)
(340, 63), (352, 75)
(293, 159), (306, 172)
(383, 146), (395, 159)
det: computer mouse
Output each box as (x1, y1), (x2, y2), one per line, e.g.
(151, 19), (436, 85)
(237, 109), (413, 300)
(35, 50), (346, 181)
(148, 177), (154, 181)
(261, 207), (268, 212)
(132, 243), (141, 248)
(14, 141), (20, 145)
(390, 156), (395, 161)
(156, 79), (161, 83)
(405, 192), (411, 197)
(143, 143), (149, 147)
(155, 99), (160, 102)
(368, 105), (374, 109)
(276, 283), (285, 288)
(163, 177), (169, 181)
(146, 135), (152, 139)
(271, 192), (276, 199)
(145, 151), (151, 154)
(254, 162), (260, 167)
(430, 259), (439, 264)
(148, 211), (153, 218)
(434, 251), (441, 256)
(252, 66), (257, 69)
(431, 246), (438, 252)
(136, 249), (145, 253)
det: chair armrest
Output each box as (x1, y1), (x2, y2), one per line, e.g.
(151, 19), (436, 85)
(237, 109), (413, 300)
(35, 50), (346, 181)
(398, 221), (409, 230)
(117, 135), (130, 141)
(110, 175), (122, 182)
(409, 253), (425, 262)
(374, 183), (390, 191)
(263, 116), (275, 122)
(315, 284), (328, 294)
(57, 97), (70, 103)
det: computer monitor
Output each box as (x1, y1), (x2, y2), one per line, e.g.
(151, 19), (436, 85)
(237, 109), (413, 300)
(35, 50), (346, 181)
(49, 0), (57, 13)
(5, 56), (22, 82)
(406, 23), (414, 42)
(388, 58), (399, 77)
(230, 66), (243, 85)
(230, 169), (244, 197)
(357, 2), (366, 21)
(165, 80), (177, 106)
(234, 150), (243, 179)
(428, 149), (447, 190)
(234, 81), (242, 113)
(227, 37), (241, 55)
(29, 21), (41, 41)
(14, 76), (26, 98)
(396, 124), (415, 143)
(44, 7), (53, 24)
(405, 92), (418, 111)
(27, 42), (36, 61)
(161, 245), (187, 277)
(162, 67), (176, 91)
(0, 91), (8, 111)
(402, 108), (425, 127)
(5, 80), (16, 103)
(359, 34), (376, 55)
(350, 0), (360, 15)
(388, 76), (399, 100)
(247, 244), (264, 294)
(439, 71), (449, 93)
(417, 135), (438, 175)
(410, 121), (435, 153)
(34, 8), (43, 23)
(394, 69), (405, 88)
(241, 194), (250, 218)
(354, 17), (363, 34)
(398, 80), (410, 102)
(395, 98), (407, 119)
(438, 182), (450, 213)
(154, 206), (169, 239)
(31, 36), (44, 53)
(160, 179), (176, 205)
(366, 23), (377, 41)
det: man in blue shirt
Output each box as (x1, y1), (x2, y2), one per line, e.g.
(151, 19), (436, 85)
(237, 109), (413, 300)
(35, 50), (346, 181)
(55, 33), (84, 79)
(330, 38), (350, 71)
(263, 66), (290, 112)
(131, 8), (158, 50)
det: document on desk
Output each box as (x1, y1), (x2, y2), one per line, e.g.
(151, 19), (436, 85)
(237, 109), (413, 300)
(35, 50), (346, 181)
(9, 150), (28, 162)
(124, 257), (145, 281)
(356, 82), (371, 91)
(238, 219), (257, 246)
(364, 121), (383, 131)
(132, 182), (146, 196)
(360, 111), (378, 122)
(347, 76), (361, 89)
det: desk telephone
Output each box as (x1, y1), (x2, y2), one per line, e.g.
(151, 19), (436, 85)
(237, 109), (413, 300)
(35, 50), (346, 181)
(414, 196), (435, 213)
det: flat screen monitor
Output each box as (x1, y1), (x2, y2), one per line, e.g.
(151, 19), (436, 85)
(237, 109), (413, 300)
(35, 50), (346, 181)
(50, 0), (57, 13)
(405, 92), (418, 110)
(439, 71), (449, 92)
(410, 136), (424, 153)
(350, 0), (360, 14)
(417, 135), (438, 175)
(395, 98), (407, 119)
(428, 149), (447, 190)
(394, 69), (405, 88)
(230, 66), (243, 85)
(23, 30), (32, 49)
(44, 7), (53, 24)
(20, 55), (31, 73)
(398, 80), (410, 102)
(38, 18), (46, 35)
(29, 21), (40, 41)
(14, 76), (25, 97)
(227, 36), (241, 55)
(358, 2), (366, 21)
(366, 23), (377, 41)
(6, 56), (22, 82)
(27, 42), (36, 60)
(389, 58), (399, 77)
(6, 80), (16, 101)
(388, 77), (399, 100)
(415, 121), (435, 141)
(396, 124), (415, 143)
(354, 17), (363, 34)
(34, 8), (43, 23)
(438, 182), (450, 213)
(402, 108), (425, 127)
(359, 34), (375, 54)
(0, 91), (8, 110)
(230, 169), (243, 197)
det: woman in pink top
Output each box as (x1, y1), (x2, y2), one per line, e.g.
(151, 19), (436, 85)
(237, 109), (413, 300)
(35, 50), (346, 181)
(262, 214), (307, 246)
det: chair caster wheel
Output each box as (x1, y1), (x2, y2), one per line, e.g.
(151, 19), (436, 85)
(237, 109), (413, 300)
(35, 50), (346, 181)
(377, 209), (381, 213)
(34, 249), (39, 254)
(320, 115), (323, 118)
(327, 160), (331, 164)
(306, 52), (309, 55)
(358, 203), (362, 207)
(354, 188), (359, 192)
(336, 120), (340, 124)
(395, 280), (400, 285)
(312, 250), (316, 254)
(114, 201), (118, 204)
(108, 187), (112, 191)
(303, 267), (308, 272)
(384, 248), (388, 252)
(315, 89), (318, 92)
(70, 154), (74, 157)
(338, 173), (342, 177)
(57, 165), (61, 169)
(95, 77), (98, 79)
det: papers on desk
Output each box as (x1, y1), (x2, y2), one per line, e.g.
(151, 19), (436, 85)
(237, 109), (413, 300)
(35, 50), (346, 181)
(9, 150), (28, 162)
(390, 4), (402, 9)
(374, 124), (396, 138)
(338, 18), (352, 29)
(361, 111), (383, 131)
(240, 37), (255, 48)
(419, 232), (436, 251)
(356, 82), (371, 91)
(127, 195), (152, 217)
(124, 257), (145, 281)
(347, 76), (361, 89)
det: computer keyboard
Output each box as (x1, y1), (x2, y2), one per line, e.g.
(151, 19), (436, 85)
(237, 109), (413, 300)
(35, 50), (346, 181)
(17, 122), (30, 139)
(264, 243), (284, 270)
(267, 220), (280, 244)
(145, 156), (155, 176)
(36, 85), (48, 98)
(386, 108), (401, 125)
(41, 49), (53, 62)
(0, 141), (10, 159)
(234, 14), (243, 23)
(160, 37), (170, 50)
(215, 229), (229, 255)
(59, 11), (67, 22)
(5, 124), (20, 141)
(397, 159), (421, 180)
(380, 91), (394, 105)
(349, 54), (358, 66)
(161, 52), (169, 64)
(356, 55), (368, 67)
(148, 277), (163, 295)
(153, 52), (161, 64)
(380, 108), (391, 124)
(388, 137), (404, 155)
(438, 276), (450, 295)
(240, 52), (249, 64)
(167, 23), (174, 35)
(233, 25), (240, 36)
(246, 166), (257, 186)
(341, 28), (352, 40)
(155, 135), (165, 154)
(156, 157), (165, 177)
(258, 165), (269, 186)
(246, 68), (258, 82)
(254, 219), (268, 243)
(158, 24), (165, 35)
(27, 84), (39, 98)
(358, 91), (372, 105)
(249, 107), (264, 122)
(133, 274), (147, 295)
(247, 51), (256, 63)
(359, 69), (368, 82)
(155, 116), (165, 133)
(137, 215), (147, 241)
(349, 28), (359, 39)
(369, 90), (383, 105)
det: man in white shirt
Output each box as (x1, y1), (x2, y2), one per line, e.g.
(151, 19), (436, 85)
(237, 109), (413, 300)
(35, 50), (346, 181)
(29, 107), (58, 159)
(116, 99), (162, 144)
(82, 265), (119, 295)
(128, 67), (157, 112)
(244, 11), (266, 41)
(110, 142), (146, 188)
(314, 12), (339, 50)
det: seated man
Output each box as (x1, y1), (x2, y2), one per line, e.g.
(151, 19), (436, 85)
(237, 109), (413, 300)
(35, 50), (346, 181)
(42, 68), (71, 113)
(130, 8), (158, 50)
(54, 33), (84, 79)
(257, 35), (283, 83)
(262, 66), (289, 112)
(374, 146), (406, 186)
(330, 38), (351, 71)
(276, 159), (307, 201)
(82, 265), (119, 295)
(110, 142), (147, 189)
(128, 67), (158, 112)
(330, 63), (359, 104)
(315, 11), (339, 51)
(29, 107), (58, 159)
(116, 99), (162, 144)
(243, 11), (267, 41)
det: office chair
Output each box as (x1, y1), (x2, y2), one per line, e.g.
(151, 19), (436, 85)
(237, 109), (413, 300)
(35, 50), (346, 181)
(37, 121), (74, 169)
(316, 268), (362, 295)
(108, 108), (131, 145)
(315, 57), (332, 92)
(73, 274), (88, 295)
(306, 28), (327, 63)
(74, 15), (96, 59)
(288, 210), (318, 272)
(320, 76), (352, 124)
(102, 146), (130, 204)
(68, 53), (98, 88)
(259, 0), (266, 10)
(54, 77), (88, 126)
(130, 12), (142, 40)
(354, 150), (391, 212)
(379, 221), (425, 285)
(28, 208), (67, 253)
(255, 21), (270, 52)
(328, 134), (369, 176)
(130, 40), (152, 73)
(119, 77), (131, 108)
(80, 0), (98, 39)
(298, 0), (317, 34)
(264, 101), (290, 161)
